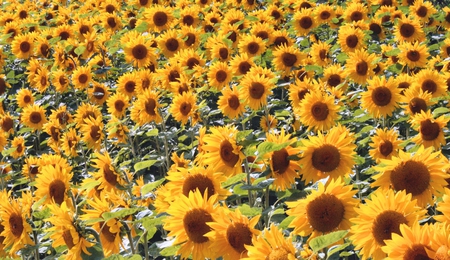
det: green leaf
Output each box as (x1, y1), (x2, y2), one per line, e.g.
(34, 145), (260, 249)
(2, 147), (16, 157)
(305, 65), (323, 74)
(327, 243), (351, 259)
(236, 130), (254, 142)
(433, 107), (450, 117)
(336, 52), (348, 63)
(241, 179), (274, 190)
(83, 217), (104, 226)
(257, 141), (291, 157)
(222, 173), (246, 188)
(33, 207), (51, 220)
(74, 45), (86, 56)
(141, 178), (165, 195)
(145, 128), (159, 137)
(309, 230), (349, 253)
(134, 160), (157, 172)
(103, 255), (125, 260)
(102, 208), (141, 221)
(135, 21), (148, 32)
(160, 244), (181, 256)
(237, 204), (262, 217)
(385, 48), (400, 56)
(279, 215), (295, 229)
(32, 195), (48, 211)
(80, 180), (101, 191)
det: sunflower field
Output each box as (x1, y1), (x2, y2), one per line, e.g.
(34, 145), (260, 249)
(1, 0), (450, 259)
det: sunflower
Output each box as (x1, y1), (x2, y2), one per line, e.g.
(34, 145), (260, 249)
(310, 41), (331, 67)
(360, 75), (401, 118)
(21, 104), (48, 131)
(272, 44), (304, 77)
(88, 82), (109, 105)
(382, 222), (434, 259)
(123, 32), (157, 69)
(201, 126), (245, 176)
(292, 8), (316, 36)
(260, 114), (278, 132)
(263, 129), (301, 191)
(369, 128), (402, 163)
(44, 121), (62, 153)
(31, 67), (50, 92)
(229, 52), (255, 76)
(169, 91), (197, 126)
(34, 164), (72, 206)
(49, 105), (73, 128)
(22, 155), (41, 179)
(271, 29), (294, 48)
(412, 68), (447, 98)
(11, 32), (35, 59)
(410, 0), (436, 24)
(51, 69), (70, 93)
(208, 61), (233, 90)
(337, 25), (366, 54)
(207, 40), (232, 62)
(180, 25), (200, 49)
(157, 29), (182, 58)
(2, 21), (20, 42)
(299, 125), (356, 183)
(90, 151), (125, 193)
(349, 189), (427, 260)
(46, 202), (93, 260)
(298, 91), (340, 132)
(71, 66), (92, 90)
(429, 222), (450, 260)
(101, 12), (122, 32)
(394, 17), (425, 42)
(130, 90), (163, 125)
(165, 165), (230, 202)
(61, 128), (80, 158)
(345, 49), (377, 85)
(368, 18), (386, 39)
(16, 88), (34, 108)
(286, 177), (358, 239)
(106, 116), (129, 145)
(179, 6), (200, 27)
(0, 113), (15, 135)
(81, 196), (123, 257)
(314, 4), (334, 25)
(410, 110), (448, 150)
(135, 69), (154, 93)
(288, 79), (319, 115)
(372, 146), (448, 208)
(143, 5), (174, 32)
(238, 34), (266, 58)
(74, 103), (102, 127)
(435, 188), (450, 224)
(205, 207), (260, 260)
(80, 116), (104, 151)
(106, 93), (129, 119)
(402, 87), (433, 117)
(164, 190), (218, 260)
(250, 22), (275, 45)
(0, 198), (34, 257)
(397, 41), (429, 69)
(343, 2), (368, 23)
(217, 86), (246, 119)
(157, 62), (184, 90)
(174, 48), (206, 77)
(239, 71), (275, 111)
(116, 71), (139, 97)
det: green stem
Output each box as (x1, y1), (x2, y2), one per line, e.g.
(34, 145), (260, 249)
(143, 231), (150, 260)
(121, 220), (136, 255)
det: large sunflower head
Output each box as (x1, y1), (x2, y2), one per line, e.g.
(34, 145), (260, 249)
(394, 17), (425, 42)
(410, 110), (449, 150)
(11, 32), (35, 60)
(169, 91), (198, 126)
(21, 104), (48, 131)
(80, 116), (104, 151)
(360, 75), (401, 118)
(272, 44), (304, 76)
(90, 151), (125, 193)
(15, 88), (34, 109)
(369, 127), (402, 163)
(229, 52), (255, 77)
(217, 86), (246, 119)
(299, 125), (356, 183)
(143, 5), (174, 32)
(239, 70), (275, 111)
(398, 41), (429, 69)
(207, 61), (233, 90)
(34, 164), (73, 206)
(123, 32), (157, 69)
(130, 89), (163, 125)
(401, 87), (433, 117)
(372, 146), (448, 208)
(298, 91), (340, 132)
(286, 177), (358, 239)
(292, 8), (316, 36)
(157, 29), (183, 58)
(345, 49), (377, 85)
(106, 92), (130, 119)
(337, 24), (367, 54)
(349, 189), (427, 260)
(237, 34), (267, 58)
(412, 68), (447, 98)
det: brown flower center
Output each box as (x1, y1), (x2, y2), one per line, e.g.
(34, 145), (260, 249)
(89, 125), (101, 141)
(328, 74), (341, 87)
(379, 140), (393, 157)
(346, 35), (358, 48)
(40, 44), (49, 57)
(59, 31), (70, 40)
(219, 48), (228, 60)
(182, 174), (215, 198)
(307, 193), (345, 233)
(409, 97), (427, 114)
(62, 229), (75, 249)
(420, 119), (440, 141)
(132, 44), (148, 60)
(30, 111), (42, 124)
(182, 15), (194, 26)
(185, 33), (195, 46)
(404, 244), (432, 260)
(79, 25), (90, 35)
(220, 140), (239, 167)
(421, 79), (437, 94)
(271, 148), (290, 175)
(416, 6), (428, 17)
(311, 102), (329, 121)
(370, 23), (382, 35)
(372, 210), (407, 246)
(20, 41), (31, 53)
(180, 102), (192, 116)
(78, 74), (88, 84)
(103, 164), (118, 186)
(350, 11), (363, 22)
(281, 53), (297, 67)
(168, 70), (180, 82)
(215, 70), (228, 83)
(186, 57), (200, 69)
(256, 31), (269, 40)
(1, 117), (13, 132)
(153, 11), (168, 27)
(319, 49), (327, 61)
(107, 17), (117, 28)
(57, 112), (70, 125)
(9, 213), (24, 238)
(228, 95), (240, 110)
(247, 42), (260, 55)
(400, 23), (415, 38)
(320, 11), (331, 20)
(145, 99), (157, 116)
(238, 61), (251, 74)
(100, 223), (117, 243)
(114, 100), (125, 112)
(312, 144), (340, 172)
(49, 179), (66, 204)
(59, 75), (68, 86)
(249, 82), (265, 99)
(390, 160), (430, 196)
(299, 17), (313, 29)
(183, 208), (213, 244)
(165, 38), (179, 52)
(124, 81), (135, 94)
(105, 4), (115, 13)
(40, 75), (48, 86)
(356, 61), (368, 76)
(371, 87), (392, 106)
(407, 50), (420, 62)
(227, 222), (253, 254)
(273, 36), (288, 47)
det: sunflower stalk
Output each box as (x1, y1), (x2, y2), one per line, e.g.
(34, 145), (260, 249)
(121, 220), (136, 255)
(142, 231), (150, 260)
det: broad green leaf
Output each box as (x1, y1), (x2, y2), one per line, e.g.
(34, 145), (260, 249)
(83, 217), (104, 226)
(279, 215), (295, 229)
(102, 208), (140, 221)
(103, 255), (125, 260)
(236, 130), (254, 142)
(237, 204), (262, 217)
(160, 245), (181, 256)
(241, 179), (274, 190)
(33, 207), (51, 220)
(327, 243), (351, 259)
(305, 65), (323, 74)
(257, 141), (291, 157)
(141, 178), (165, 195)
(222, 173), (246, 187)
(32, 195), (48, 211)
(309, 230), (349, 253)
(336, 52), (348, 63)
(146, 128), (159, 137)
(433, 107), (450, 117)
(135, 21), (148, 32)
(385, 48), (400, 56)
(127, 255), (143, 260)
(80, 179), (101, 191)
(74, 45), (86, 56)
(134, 160), (157, 172)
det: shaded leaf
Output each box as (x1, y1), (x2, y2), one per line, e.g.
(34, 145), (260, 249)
(310, 230), (349, 253)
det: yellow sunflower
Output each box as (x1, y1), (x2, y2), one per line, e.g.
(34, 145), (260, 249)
(31, 67), (50, 93)
(429, 222), (450, 260)
(310, 41), (331, 67)
(34, 164), (72, 206)
(21, 104), (47, 131)
(164, 190), (218, 260)
(350, 189), (427, 260)
(337, 25), (366, 53)
(217, 86), (246, 119)
(157, 29), (182, 58)
(239, 70), (275, 111)
(286, 177), (358, 239)
(242, 223), (297, 260)
(435, 188), (450, 224)
(263, 129), (302, 191)
(398, 41), (429, 69)
(51, 69), (70, 93)
(250, 22), (275, 45)
(208, 41), (233, 62)
(16, 88), (34, 108)
(360, 75), (401, 118)
(90, 151), (125, 193)
(288, 79), (318, 115)
(71, 66), (92, 90)
(372, 146), (448, 208)
(343, 2), (368, 22)
(260, 114), (278, 133)
(0, 113), (14, 136)
(49, 105), (73, 128)
(412, 68), (447, 98)
(345, 49), (377, 85)
(80, 116), (104, 151)
(201, 126), (245, 176)
(11, 32), (35, 59)
(401, 87), (433, 117)
(272, 44), (304, 77)
(206, 208), (260, 260)
(0, 197), (34, 257)
(106, 116), (129, 145)
(382, 221), (434, 259)
(410, 110), (449, 150)
(106, 92), (129, 119)
(143, 5), (174, 32)
(208, 61), (233, 90)
(229, 52), (255, 76)
(292, 8), (316, 36)
(299, 125), (356, 183)
(298, 91), (340, 132)
(74, 102), (102, 127)
(410, 0), (436, 24)
(237, 34), (266, 58)
(61, 128), (80, 158)
(169, 91), (197, 126)
(271, 29), (294, 48)
(88, 82), (109, 105)
(130, 90), (163, 125)
(369, 128), (402, 163)
(394, 17), (425, 42)
(123, 32), (157, 69)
